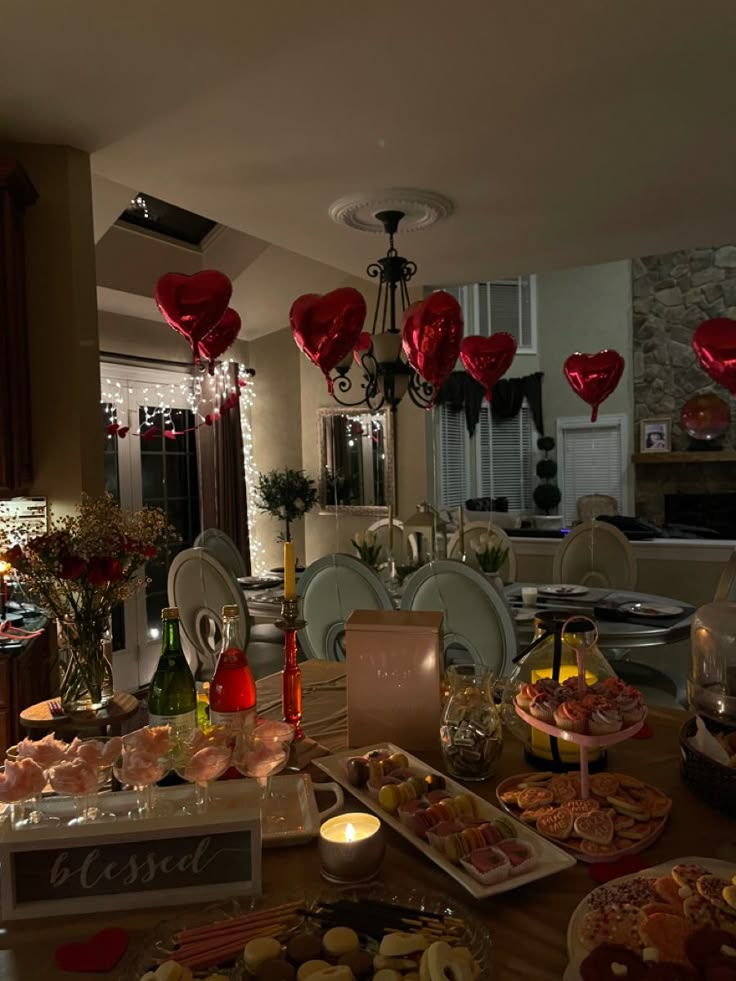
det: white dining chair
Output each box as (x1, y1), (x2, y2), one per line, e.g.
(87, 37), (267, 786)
(552, 519), (637, 589)
(400, 560), (517, 678)
(194, 528), (249, 580)
(446, 521), (517, 583)
(366, 517), (409, 565)
(715, 549), (736, 602)
(296, 553), (394, 660)
(167, 547), (283, 680)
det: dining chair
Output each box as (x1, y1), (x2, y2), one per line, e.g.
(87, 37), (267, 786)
(446, 521), (517, 583)
(552, 519), (637, 589)
(715, 549), (736, 602)
(167, 547), (283, 680)
(193, 527), (249, 580)
(576, 494), (618, 522)
(366, 517), (409, 565)
(400, 560), (517, 678)
(296, 553), (394, 660)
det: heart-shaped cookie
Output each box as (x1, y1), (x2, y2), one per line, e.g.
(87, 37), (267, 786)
(537, 807), (573, 840)
(575, 809), (614, 845)
(516, 786), (554, 810)
(55, 927), (128, 973)
(565, 798), (600, 816)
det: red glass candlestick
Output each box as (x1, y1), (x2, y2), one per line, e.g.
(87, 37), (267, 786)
(277, 597), (304, 739)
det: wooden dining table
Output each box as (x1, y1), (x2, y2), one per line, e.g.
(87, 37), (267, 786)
(2, 660), (733, 981)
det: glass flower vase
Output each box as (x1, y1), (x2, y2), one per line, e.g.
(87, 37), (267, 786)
(58, 618), (114, 713)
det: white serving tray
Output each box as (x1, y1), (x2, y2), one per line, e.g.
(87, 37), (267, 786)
(316, 741), (576, 900)
(7, 774), (343, 847)
(563, 855), (736, 980)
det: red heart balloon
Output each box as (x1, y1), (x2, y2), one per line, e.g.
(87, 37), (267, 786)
(402, 291), (464, 399)
(563, 349), (625, 422)
(692, 318), (736, 396)
(353, 330), (373, 365)
(290, 287), (366, 393)
(199, 307), (241, 372)
(55, 927), (128, 972)
(460, 333), (517, 402)
(155, 270), (232, 359)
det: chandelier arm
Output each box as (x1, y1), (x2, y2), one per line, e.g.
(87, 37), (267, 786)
(407, 371), (435, 409)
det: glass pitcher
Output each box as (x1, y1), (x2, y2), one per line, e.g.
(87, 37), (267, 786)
(440, 664), (503, 781)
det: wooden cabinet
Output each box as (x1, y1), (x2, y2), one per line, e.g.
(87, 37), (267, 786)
(0, 622), (55, 755)
(0, 161), (37, 493)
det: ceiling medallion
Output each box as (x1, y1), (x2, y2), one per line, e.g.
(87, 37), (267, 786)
(328, 189), (454, 234)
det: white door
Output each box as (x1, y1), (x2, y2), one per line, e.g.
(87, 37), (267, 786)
(101, 363), (202, 688)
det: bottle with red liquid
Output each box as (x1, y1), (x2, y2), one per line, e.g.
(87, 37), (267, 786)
(209, 605), (257, 740)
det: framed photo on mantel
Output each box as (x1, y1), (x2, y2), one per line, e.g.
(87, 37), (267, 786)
(640, 417), (671, 453)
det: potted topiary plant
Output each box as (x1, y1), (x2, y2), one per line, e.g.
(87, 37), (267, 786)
(257, 467), (318, 543)
(533, 436), (563, 530)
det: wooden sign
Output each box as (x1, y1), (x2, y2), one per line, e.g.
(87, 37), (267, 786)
(0, 809), (261, 920)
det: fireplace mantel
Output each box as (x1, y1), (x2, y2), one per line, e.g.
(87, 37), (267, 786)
(632, 451), (736, 465)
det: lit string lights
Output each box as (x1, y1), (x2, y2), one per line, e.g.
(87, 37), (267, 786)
(100, 362), (265, 575)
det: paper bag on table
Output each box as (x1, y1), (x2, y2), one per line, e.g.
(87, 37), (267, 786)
(690, 715), (731, 765)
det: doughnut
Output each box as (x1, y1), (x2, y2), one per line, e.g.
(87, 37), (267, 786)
(244, 937), (282, 974)
(287, 934), (323, 965)
(379, 932), (429, 957)
(420, 941), (480, 981)
(322, 926), (359, 957)
(296, 961), (330, 981)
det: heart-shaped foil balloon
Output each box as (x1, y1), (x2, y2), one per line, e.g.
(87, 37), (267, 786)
(563, 350), (625, 422)
(155, 270), (232, 361)
(289, 287), (366, 393)
(402, 291), (464, 400)
(692, 318), (736, 396)
(353, 330), (373, 366)
(460, 333), (517, 402)
(199, 307), (241, 373)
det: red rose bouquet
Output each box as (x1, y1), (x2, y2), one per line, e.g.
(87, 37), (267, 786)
(2, 494), (177, 711)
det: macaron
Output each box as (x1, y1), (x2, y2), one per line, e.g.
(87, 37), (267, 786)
(322, 926), (359, 958)
(286, 934), (323, 965)
(244, 937), (282, 974)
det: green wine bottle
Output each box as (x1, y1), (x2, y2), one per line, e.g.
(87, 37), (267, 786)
(148, 607), (197, 741)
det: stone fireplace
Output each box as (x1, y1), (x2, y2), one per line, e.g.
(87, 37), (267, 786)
(634, 455), (736, 536)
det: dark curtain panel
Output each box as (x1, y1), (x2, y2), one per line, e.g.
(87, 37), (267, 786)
(436, 370), (545, 436)
(196, 364), (251, 574)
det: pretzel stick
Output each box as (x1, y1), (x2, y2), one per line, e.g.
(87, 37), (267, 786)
(169, 926), (285, 970)
(175, 916), (298, 956)
(175, 902), (300, 942)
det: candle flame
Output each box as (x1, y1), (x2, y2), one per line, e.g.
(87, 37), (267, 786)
(345, 822), (356, 843)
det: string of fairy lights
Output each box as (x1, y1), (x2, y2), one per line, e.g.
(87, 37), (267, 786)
(100, 362), (266, 575)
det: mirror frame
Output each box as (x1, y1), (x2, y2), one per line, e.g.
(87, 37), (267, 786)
(317, 406), (395, 515)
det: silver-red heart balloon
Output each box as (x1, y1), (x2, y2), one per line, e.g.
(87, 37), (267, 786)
(155, 270), (232, 361)
(692, 318), (736, 396)
(290, 287), (366, 393)
(460, 333), (517, 402)
(402, 291), (464, 400)
(563, 349), (625, 422)
(199, 308), (241, 374)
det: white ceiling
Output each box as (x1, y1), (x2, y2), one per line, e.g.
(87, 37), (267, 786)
(3, 0), (736, 287)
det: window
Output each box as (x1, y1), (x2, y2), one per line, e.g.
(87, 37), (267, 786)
(434, 403), (537, 510)
(442, 277), (537, 353)
(556, 415), (629, 524)
(119, 193), (216, 246)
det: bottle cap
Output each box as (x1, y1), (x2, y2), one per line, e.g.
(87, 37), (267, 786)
(161, 607), (179, 620)
(222, 605), (240, 619)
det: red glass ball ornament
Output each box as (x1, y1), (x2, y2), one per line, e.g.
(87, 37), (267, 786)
(680, 392), (731, 441)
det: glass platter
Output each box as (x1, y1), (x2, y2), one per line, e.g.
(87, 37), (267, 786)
(117, 881), (494, 979)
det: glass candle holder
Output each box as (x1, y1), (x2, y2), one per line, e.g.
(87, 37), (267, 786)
(318, 813), (385, 884)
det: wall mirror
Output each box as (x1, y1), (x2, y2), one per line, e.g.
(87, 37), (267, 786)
(318, 407), (394, 513)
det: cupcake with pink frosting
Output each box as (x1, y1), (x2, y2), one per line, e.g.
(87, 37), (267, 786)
(528, 692), (557, 725)
(615, 685), (645, 725)
(553, 700), (588, 734)
(515, 682), (539, 711)
(588, 705), (623, 736)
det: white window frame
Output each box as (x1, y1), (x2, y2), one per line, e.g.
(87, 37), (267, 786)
(556, 413), (630, 524)
(445, 276), (538, 354)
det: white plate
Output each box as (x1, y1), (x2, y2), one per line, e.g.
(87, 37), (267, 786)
(563, 855), (735, 980)
(316, 742), (576, 900)
(619, 601), (684, 617)
(538, 584), (589, 597)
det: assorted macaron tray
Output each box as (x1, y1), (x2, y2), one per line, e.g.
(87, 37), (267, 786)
(315, 743), (576, 900)
(563, 856), (736, 980)
(122, 883), (493, 981)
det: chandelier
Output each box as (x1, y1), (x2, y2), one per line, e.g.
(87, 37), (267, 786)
(329, 209), (435, 412)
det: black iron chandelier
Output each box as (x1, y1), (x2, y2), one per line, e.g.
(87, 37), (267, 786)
(330, 210), (434, 412)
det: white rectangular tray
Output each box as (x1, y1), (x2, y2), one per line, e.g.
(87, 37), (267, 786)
(316, 741), (576, 900)
(5, 774), (342, 848)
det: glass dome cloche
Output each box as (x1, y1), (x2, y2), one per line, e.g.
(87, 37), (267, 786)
(688, 601), (736, 725)
(502, 610), (619, 771)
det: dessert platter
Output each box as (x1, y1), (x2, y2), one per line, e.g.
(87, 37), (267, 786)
(122, 883), (493, 980)
(315, 742), (575, 899)
(564, 857), (736, 980)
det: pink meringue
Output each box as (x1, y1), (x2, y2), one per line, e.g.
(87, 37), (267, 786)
(0, 758), (46, 802)
(48, 759), (98, 797)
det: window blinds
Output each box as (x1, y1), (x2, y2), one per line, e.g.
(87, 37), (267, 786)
(445, 278), (535, 351)
(438, 404), (469, 507)
(559, 420), (625, 524)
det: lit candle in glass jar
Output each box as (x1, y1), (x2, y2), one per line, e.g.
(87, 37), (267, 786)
(318, 813), (385, 883)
